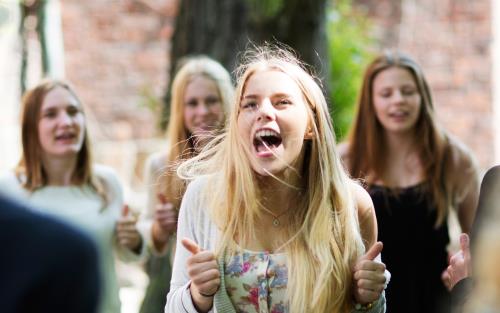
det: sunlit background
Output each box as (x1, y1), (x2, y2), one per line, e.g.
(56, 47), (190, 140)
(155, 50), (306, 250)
(1, 0), (499, 311)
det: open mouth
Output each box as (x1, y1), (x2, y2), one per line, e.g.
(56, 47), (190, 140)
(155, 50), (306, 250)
(55, 133), (76, 141)
(389, 111), (409, 118)
(253, 129), (282, 153)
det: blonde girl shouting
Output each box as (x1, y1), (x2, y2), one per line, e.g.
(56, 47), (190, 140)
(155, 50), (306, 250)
(166, 46), (387, 313)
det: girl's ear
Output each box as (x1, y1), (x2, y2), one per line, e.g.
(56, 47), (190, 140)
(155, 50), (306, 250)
(304, 125), (314, 140)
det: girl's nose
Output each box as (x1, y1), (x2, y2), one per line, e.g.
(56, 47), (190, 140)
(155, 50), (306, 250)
(196, 103), (210, 115)
(58, 111), (73, 126)
(257, 98), (275, 121)
(393, 90), (405, 103)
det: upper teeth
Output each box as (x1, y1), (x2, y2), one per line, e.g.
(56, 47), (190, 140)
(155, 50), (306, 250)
(256, 129), (279, 138)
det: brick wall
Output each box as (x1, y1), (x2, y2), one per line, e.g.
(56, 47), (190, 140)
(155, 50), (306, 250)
(62, 0), (177, 140)
(354, 0), (494, 169)
(61, 0), (177, 194)
(60, 0), (494, 174)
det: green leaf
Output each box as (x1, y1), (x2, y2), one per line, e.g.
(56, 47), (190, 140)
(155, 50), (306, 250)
(327, 0), (374, 140)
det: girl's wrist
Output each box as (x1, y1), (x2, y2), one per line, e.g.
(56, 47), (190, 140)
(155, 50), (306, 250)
(190, 283), (214, 313)
(151, 222), (170, 249)
(353, 299), (377, 311)
(131, 236), (143, 254)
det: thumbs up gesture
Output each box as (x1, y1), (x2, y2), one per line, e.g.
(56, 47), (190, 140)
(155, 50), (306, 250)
(446, 233), (472, 289)
(152, 193), (178, 250)
(353, 242), (387, 304)
(116, 204), (142, 253)
(181, 238), (220, 312)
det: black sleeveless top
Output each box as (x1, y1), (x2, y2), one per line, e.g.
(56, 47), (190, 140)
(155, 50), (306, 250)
(368, 184), (451, 313)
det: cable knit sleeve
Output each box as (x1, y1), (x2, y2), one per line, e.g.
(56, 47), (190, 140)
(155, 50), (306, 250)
(165, 176), (217, 313)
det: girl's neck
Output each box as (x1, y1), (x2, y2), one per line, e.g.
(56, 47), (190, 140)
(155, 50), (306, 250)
(42, 155), (77, 186)
(378, 130), (424, 187)
(384, 130), (418, 158)
(257, 173), (302, 215)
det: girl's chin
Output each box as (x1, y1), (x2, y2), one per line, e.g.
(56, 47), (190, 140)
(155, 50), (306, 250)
(251, 163), (290, 178)
(45, 150), (80, 159)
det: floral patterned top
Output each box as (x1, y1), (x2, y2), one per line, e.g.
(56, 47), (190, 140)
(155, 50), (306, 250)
(224, 249), (288, 313)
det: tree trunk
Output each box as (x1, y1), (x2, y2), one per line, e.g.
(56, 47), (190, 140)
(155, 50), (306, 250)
(163, 0), (329, 122)
(37, 0), (49, 76)
(19, 2), (29, 94)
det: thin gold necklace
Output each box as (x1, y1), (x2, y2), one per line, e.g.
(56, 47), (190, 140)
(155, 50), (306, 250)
(258, 203), (290, 227)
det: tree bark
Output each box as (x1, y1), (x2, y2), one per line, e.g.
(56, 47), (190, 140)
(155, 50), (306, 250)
(163, 0), (329, 121)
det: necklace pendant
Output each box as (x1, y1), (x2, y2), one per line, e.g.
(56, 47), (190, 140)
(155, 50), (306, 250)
(273, 218), (280, 227)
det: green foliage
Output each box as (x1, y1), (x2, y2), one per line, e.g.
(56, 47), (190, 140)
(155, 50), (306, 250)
(138, 85), (165, 129)
(327, 0), (373, 140)
(246, 0), (284, 20)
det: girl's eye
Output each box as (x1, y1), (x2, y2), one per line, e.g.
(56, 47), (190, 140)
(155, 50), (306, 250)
(276, 98), (292, 106)
(205, 96), (220, 106)
(186, 100), (198, 107)
(42, 110), (57, 118)
(402, 88), (416, 96)
(67, 107), (80, 116)
(379, 91), (391, 98)
(241, 101), (257, 109)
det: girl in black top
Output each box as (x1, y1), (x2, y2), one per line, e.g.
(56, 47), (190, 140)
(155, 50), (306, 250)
(339, 51), (480, 313)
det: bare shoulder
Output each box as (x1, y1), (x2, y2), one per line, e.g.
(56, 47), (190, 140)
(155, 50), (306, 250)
(350, 181), (372, 217)
(349, 180), (377, 246)
(446, 135), (480, 188)
(447, 135), (478, 171)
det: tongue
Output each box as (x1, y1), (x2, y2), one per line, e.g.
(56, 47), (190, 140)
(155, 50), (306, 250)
(256, 142), (268, 152)
(256, 141), (279, 153)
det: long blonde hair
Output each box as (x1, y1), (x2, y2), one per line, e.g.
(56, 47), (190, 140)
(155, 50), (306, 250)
(179, 46), (364, 312)
(346, 51), (475, 226)
(163, 56), (233, 208)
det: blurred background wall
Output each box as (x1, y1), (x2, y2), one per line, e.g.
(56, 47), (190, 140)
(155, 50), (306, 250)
(0, 0), (498, 311)
(354, 0), (495, 169)
(1, 0), (496, 187)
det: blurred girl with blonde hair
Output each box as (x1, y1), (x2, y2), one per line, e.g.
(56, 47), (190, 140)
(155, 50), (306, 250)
(139, 56), (234, 313)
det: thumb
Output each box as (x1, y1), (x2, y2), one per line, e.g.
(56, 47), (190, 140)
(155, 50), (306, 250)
(122, 204), (129, 217)
(361, 241), (383, 261)
(181, 237), (201, 255)
(459, 233), (470, 257)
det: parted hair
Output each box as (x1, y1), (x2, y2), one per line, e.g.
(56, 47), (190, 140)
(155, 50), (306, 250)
(179, 45), (365, 312)
(15, 79), (106, 203)
(162, 56), (233, 209)
(345, 51), (478, 226)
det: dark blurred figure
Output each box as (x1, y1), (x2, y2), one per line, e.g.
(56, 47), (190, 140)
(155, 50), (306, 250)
(0, 194), (100, 313)
(471, 166), (500, 245)
(447, 165), (500, 312)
